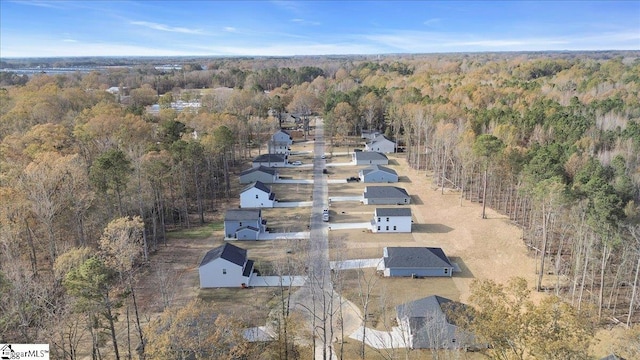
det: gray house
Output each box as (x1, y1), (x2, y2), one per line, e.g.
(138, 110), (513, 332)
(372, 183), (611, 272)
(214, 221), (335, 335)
(353, 151), (389, 165)
(224, 209), (266, 240)
(252, 153), (288, 168)
(381, 247), (453, 277)
(396, 295), (474, 349)
(359, 165), (398, 183)
(365, 135), (396, 153)
(363, 186), (410, 205)
(240, 166), (279, 184)
(271, 129), (293, 145)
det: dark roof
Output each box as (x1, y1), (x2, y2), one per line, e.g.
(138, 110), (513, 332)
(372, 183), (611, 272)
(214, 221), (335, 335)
(600, 355), (625, 360)
(240, 166), (277, 176)
(361, 165), (397, 176)
(364, 186), (409, 199)
(242, 260), (254, 277)
(200, 243), (247, 267)
(253, 154), (286, 163)
(384, 247), (452, 269)
(241, 181), (272, 194)
(225, 209), (262, 221)
(375, 208), (411, 217)
(355, 152), (388, 161)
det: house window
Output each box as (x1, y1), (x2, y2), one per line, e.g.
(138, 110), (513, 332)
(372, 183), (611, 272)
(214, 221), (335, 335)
(444, 268), (449, 274)
(256, 194), (259, 199)
(239, 222), (242, 226)
(386, 226), (389, 231)
(222, 269), (227, 274)
(377, 217), (381, 222)
(377, 226), (380, 231)
(393, 226), (397, 231)
(452, 339), (456, 343)
(386, 217), (389, 222)
(404, 199), (408, 203)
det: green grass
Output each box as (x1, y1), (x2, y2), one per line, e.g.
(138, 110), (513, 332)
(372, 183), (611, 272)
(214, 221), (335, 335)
(166, 222), (223, 240)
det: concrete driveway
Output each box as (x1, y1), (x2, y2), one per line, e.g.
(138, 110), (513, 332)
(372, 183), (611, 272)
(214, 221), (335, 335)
(328, 195), (363, 202)
(325, 162), (355, 167)
(275, 179), (314, 184)
(258, 232), (310, 240)
(327, 222), (371, 230)
(274, 201), (313, 207)
(330, 258), (383, 270)
(249, 275), (307, 287)
(349, 326), (410, 349)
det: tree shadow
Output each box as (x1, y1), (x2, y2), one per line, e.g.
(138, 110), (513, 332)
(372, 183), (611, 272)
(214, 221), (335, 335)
(398, 176), (412, 183)
(387, 159), (399, 165)
(448, 256), (474, 279)
(410, 195), (424, 205)
(411, 223), (454, 233)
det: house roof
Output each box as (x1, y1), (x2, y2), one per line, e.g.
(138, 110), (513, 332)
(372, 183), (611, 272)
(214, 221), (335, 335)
(354, 152), (388, 161)
(237, 225), (260, 232)
(241, 181), (272, 194)
(242, 259), (254, 277)
(375, 208), (412, 217)
(225, 209), (262, 221)
(384, 247), (452, 269)
(240, 166), (277, 176)
(361, 165), (397, 176)
(200, 243), (247, 267)
(253, 154), (286, 163)
(368, 135), (395, 145)
(396, 295), (467, 326)
(364, 186), (409, 199)
(274, 129), (291, 137)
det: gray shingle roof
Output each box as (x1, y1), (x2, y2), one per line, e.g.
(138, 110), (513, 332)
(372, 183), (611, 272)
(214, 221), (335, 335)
(242, 259), (254, 277)
(241, 181), (272, 194)
(355, 152), (388, 161)
(240, 166), (277, 176)
(396, 295), (467, 326)
(253, 154), (286, 163)
(364, 186), (409, 199)
(384, 247), (452, 269)
(200, 243), (247, 267)
(368, 135), (395, 145)
(375, 208), (411, 217)
(361, 165), (397, 176)
(225, 209), (262, 221)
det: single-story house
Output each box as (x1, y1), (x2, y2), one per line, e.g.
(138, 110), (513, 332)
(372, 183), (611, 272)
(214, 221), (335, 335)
(361, 129), (381, 140)
(396, 295), (474, 349)
(372, 208), (412, 233)
(240, 166), (279, 184)
(199, 243), (255, 288)
(359, 165), (398, 183)
(240, 181), (276, 208)
(381, 247), (453, 277)
(224, 209), (266, 240)
(252, 153), (288, 168)
(365, 134), (396, 153)
(353, 151), (389, 165)
(363, 186), (410, 205)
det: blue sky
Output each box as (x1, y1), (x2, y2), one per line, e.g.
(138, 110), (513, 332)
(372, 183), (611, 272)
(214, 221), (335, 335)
(1, 1), (638, 57)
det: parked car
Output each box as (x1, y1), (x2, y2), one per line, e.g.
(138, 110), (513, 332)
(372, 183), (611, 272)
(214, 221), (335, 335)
(346, 176), (360, 182)
(322, 209), (329, 222)
(291, 160), (302, 165)
(321, 154), (326, 159)
(323, 168), (328, 174)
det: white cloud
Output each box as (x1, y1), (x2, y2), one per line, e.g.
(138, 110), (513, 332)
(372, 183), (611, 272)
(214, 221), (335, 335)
(223, 27), (237, 32)
(62, 39), (78, 43)
(423, 18), (441, 26)
(130, 21), (204, 34)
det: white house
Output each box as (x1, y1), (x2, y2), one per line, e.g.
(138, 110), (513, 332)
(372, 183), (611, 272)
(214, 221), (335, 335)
(240, 166), (279, 184)
(352, 151), (389, 165)
(359, 165), (398, 183)
(240, 181), (276, 208)
(372, 208), (412, 233)
(365, 135), (396, 153)
(252, 153), (288, 168)
(224, 209), (266, 240)
(361, 129), (381, 140)
(396, 295), (475, 349)
(199, 243), (255, 288)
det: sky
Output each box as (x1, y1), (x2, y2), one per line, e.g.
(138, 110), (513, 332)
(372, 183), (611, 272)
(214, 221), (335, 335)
(1, 0), (639, 58)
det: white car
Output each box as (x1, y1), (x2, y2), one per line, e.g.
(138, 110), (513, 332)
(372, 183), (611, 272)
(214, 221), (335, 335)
(291, 161), (302, 165)
(321, 154), (326, 159)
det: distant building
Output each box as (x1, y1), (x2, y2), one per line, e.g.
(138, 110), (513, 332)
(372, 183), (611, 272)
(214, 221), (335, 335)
(365, 135), (396, 153)
(268, 129), (293, 155)
(252, 154), (288, 168)
(371, 208), (412, 233)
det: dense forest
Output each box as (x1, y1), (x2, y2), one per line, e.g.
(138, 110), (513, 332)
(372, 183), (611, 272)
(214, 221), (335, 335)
(1, 52), (639, 359)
